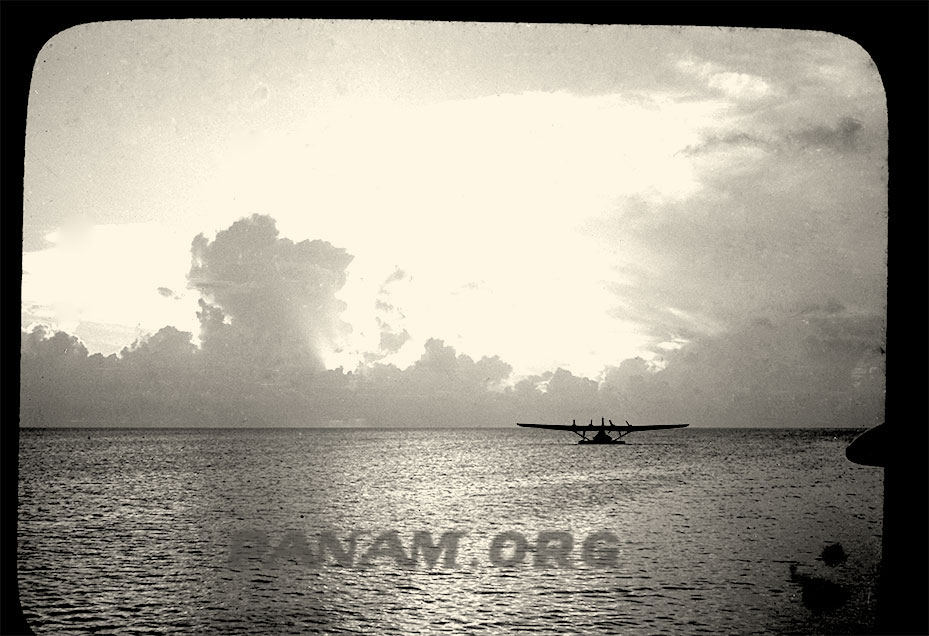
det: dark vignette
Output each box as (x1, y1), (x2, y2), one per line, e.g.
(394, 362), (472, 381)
(1, 2), (925, 635)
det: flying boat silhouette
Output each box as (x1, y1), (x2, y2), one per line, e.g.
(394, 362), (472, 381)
(517, 417), (689, 444)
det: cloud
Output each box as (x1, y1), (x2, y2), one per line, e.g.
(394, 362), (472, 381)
(21, 326), (109, 426)
(353, 339), (517, 426)
(120, 326), (197, 365)
(590, 104), (886, 352)
(157, 286), (181, 299)
(22, 324), (89, 360)
(682, 116), (866, 158)
(195, 90), (719, 369)
(383, 269), (408, 286)
(789, 117), (863, 152)
(681, 131), (772, 157)
(20, 27), (887, 431)
(22, 222), (199, 350)
(377, 329), (411, 356)
(412, 339), (513, 390)
(20, 214), (884, 429)
(602, 309), (885, 427)
(707, 71), (772, 100)
(188, 214), (354, 372)
(358, 268), (414, 364)
(676, 58), (772, 100)
(20, 306), (884, 429)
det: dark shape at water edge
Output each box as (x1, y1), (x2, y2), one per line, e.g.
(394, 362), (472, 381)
(847, 421), (928, 633)
(845, 423), (887, 467)
(820, 543), (848, 567)
(789, 563), (850, 614)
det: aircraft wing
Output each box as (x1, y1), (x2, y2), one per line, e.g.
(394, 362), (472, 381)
(517, 422), (688, 431)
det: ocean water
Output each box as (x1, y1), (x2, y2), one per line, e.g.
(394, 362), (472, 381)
(18, 427), (883, 635)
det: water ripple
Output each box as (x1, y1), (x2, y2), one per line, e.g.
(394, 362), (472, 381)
(19, 427), (881, 635)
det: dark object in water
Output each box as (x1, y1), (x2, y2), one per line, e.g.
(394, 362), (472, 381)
(789, 563), (850, 613)
(820, 543), (847, 567)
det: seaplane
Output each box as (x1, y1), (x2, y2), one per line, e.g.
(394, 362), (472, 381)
(517, 418), (689, 444)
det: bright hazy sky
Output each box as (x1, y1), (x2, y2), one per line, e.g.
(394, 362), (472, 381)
(22, 21), (886, 382)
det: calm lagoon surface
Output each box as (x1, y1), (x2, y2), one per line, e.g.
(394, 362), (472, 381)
(19, 427), (882, 635)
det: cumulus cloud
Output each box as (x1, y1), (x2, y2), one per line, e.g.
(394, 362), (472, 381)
(20, 307), (884, 429)
(20, 214), (884, 430)
(20, 26), (886, 431)
(21, 326), (115, 426)
(22, 324), (89, 360)
(188, 214), (353, 372)
(354, 339), (516, 426)
(410, 339), (513, 391)
(120, 326), (197, 365)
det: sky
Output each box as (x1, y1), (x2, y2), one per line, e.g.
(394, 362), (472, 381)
(20, 21), (887, 427)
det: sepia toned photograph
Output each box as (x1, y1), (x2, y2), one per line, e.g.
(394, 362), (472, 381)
(10, 8), (921, 635)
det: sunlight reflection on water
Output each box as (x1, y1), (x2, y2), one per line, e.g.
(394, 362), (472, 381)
(19, 427), (882, 635)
